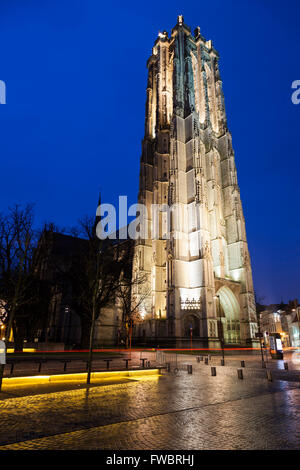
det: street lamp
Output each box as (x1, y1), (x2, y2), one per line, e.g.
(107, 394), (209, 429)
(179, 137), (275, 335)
(256, 312), (266, 368)
(64, 306), (71, 347)
(128, 318), (134, 359)
(215, 295), (225, 365)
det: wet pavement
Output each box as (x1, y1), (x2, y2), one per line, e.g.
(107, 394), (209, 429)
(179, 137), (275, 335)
(0, 359), (300, 450)
(206, 350), (300, 371)
(3, 349), (300, 378)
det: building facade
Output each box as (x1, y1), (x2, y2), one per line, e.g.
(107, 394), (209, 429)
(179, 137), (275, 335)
(259, 301), (300, 348)
(260, 309), (290, 348)
(132, 16), (258, 347)
(287, 307), (300, 347)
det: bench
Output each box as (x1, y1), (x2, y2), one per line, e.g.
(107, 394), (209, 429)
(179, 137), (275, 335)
(140, 358), (148, 368)
(59, 359), (72, 372)
(34, 359), (47, 373)
(6, 359), (20, 376)
(5, 354), (121, 376)
(102, 359), (113, 370)
(122, 358), (132, 369)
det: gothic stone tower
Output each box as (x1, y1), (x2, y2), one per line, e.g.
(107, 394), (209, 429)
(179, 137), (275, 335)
(132, 16), (258, 347)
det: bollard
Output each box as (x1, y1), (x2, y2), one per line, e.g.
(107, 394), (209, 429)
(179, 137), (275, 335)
(187, 364), (193, 374)
(196, 356), (200, 363)
(241, 360), (245, 368)
(284, 362), (288, 371)
(220, 359), (225, 366)
(237, 369), (243, 380)
(266, 370), (273, 382)
(204, 357), (209, 365)
(211, 366), (217, 376)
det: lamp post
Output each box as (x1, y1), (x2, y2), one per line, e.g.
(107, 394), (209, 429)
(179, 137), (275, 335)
(86, 305), (96, 385)
(128, 319), (133, 359)
(256, 311), (266, 368)
(65, 306), (71, 347)
(117, 328), (120, 348)
(215, 294), (225, 365)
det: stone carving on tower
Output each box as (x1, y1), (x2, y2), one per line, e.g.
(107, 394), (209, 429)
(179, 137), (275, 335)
(133, 16), (258, 346)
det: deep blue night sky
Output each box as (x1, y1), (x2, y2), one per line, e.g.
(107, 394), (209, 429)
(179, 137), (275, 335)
(0, 0), (299, 304)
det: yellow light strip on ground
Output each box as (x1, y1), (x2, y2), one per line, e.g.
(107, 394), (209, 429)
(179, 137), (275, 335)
(1, 369), (161, 386)
(7, 348), (36, 353)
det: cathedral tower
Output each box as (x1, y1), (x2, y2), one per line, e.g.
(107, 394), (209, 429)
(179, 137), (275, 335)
(132, 16), (258, 346)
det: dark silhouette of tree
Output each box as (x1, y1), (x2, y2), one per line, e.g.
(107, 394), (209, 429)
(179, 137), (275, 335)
(0, 205), (53, 390)
(255, 292), (266, 316)
(115, 243), (150, 348)
(51, 216), (122, 349)
(0, 205), (53, 352)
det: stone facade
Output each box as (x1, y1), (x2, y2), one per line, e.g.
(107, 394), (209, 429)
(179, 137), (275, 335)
(287, 307), (300, 347)
(259, 303), (300, 348)
(132, 16), (258, 347)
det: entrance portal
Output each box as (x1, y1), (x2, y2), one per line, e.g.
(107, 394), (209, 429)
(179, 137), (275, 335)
(184, 314), (200, 337)
(216, 286), (241, 344)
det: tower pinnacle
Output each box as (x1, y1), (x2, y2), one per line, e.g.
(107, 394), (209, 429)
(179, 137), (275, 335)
(177, 14), (184, 25)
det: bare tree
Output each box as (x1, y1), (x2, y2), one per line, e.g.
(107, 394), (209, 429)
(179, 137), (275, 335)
(0, 205), (35, 346)
(254, 291), (267, 365)
(115, 244), (150, 349)
(62, 217), (121, 346)
(0, 205), (52, 389)
(56, 216), (123, 383)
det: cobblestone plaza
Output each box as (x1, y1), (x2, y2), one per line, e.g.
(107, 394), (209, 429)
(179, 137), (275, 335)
(1, 353), (300, 450)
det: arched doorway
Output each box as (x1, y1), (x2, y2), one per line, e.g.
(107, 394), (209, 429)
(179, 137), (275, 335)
(216, 286), (241, 344)
(184, 314), (200, 337)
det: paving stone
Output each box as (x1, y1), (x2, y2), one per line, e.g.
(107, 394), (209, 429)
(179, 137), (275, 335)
(0, 366), (300, 450)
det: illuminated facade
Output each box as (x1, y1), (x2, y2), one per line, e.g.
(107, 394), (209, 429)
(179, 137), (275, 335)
(133, 16), (258, 346)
